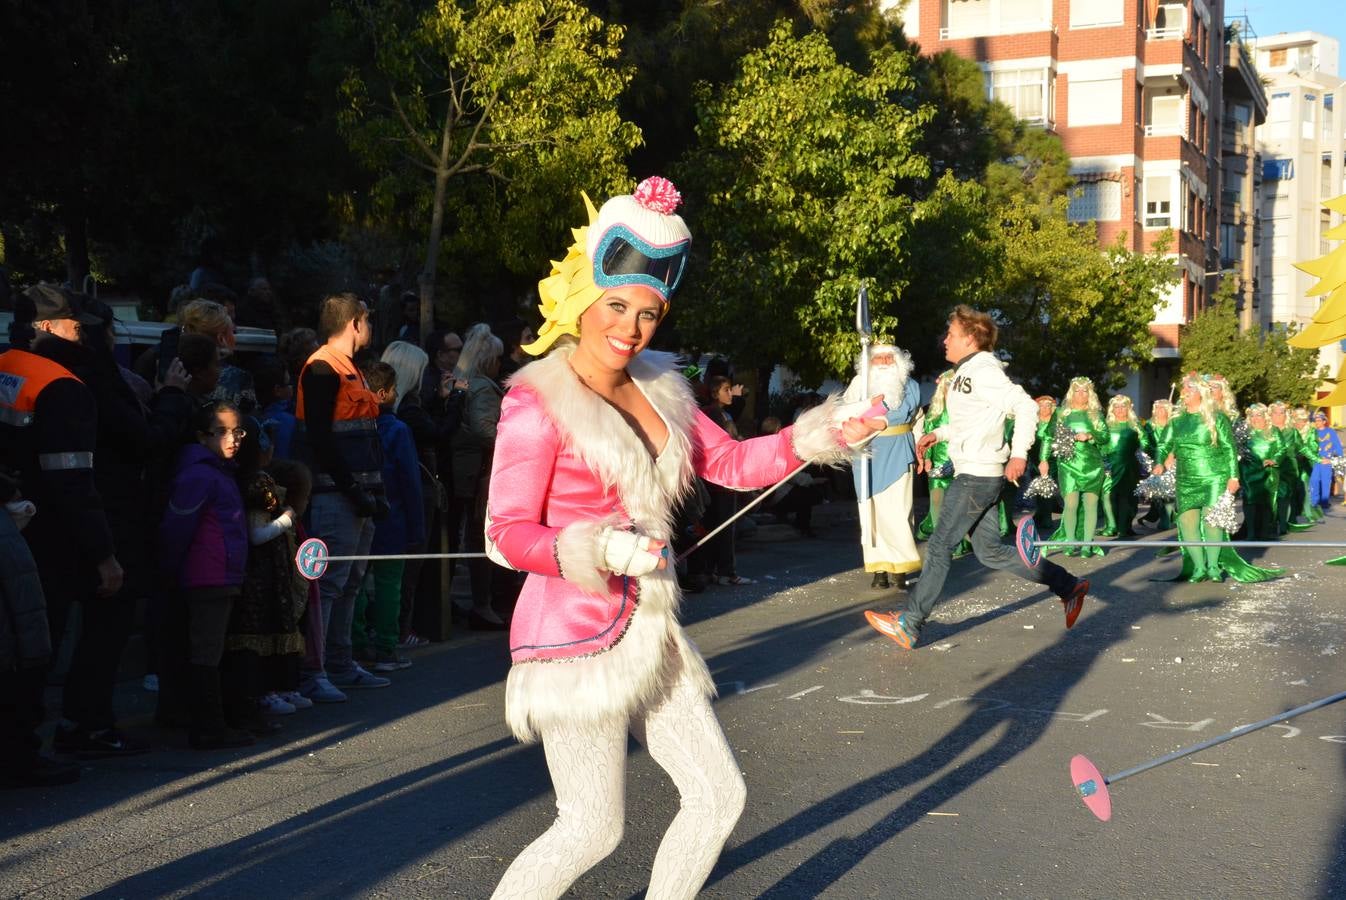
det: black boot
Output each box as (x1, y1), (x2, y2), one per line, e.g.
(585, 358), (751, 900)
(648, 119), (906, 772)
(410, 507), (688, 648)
(870, 572), (890, 590)
(893, 573), (909, 591)
(188, 665), (254, 750)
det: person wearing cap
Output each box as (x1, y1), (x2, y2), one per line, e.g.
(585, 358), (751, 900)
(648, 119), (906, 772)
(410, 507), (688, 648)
(1310, 409), (1342, 512)
(485, 177), (884, 899)
(0, 285), (143, 758)
(842, 341), (922, 590)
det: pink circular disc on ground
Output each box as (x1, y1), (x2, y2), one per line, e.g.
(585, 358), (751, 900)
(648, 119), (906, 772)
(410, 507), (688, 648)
(1071, 754), (1112, 822)
(1016, 516), (1042, 569)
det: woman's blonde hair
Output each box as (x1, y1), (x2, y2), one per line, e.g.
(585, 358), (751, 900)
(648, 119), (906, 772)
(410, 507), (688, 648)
(1205, 374), (1239, 419)
(180, 299), (232, 341)
(455, 322), (504, 381)
(381, 340), (429, 413)
(928, 369), (955, 419)
(1181, 375), (1220, 445)
(1107, 394), (1140, 429)
(1061, 376), (1104, 429)
(1245, 402), (1271, 432)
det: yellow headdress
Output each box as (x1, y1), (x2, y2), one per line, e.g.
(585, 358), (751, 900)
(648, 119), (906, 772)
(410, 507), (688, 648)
(522, 193), (604, 357)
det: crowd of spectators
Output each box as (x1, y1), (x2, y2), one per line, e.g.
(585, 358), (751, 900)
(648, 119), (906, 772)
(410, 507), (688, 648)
(0, 274), (831, 789)
(0, 275), (526, 787)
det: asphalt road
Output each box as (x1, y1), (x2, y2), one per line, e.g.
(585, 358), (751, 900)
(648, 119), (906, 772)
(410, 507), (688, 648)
(5, 501), (1346, 899)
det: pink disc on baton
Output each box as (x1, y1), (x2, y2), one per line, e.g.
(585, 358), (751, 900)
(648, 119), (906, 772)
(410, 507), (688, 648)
(1070, 754), (1112, 822)
(296, 537), (329, 582)
(1015, 516), (1041, 569)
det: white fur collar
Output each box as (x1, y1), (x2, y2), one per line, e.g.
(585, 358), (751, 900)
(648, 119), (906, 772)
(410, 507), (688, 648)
(506, 341), (694, 542)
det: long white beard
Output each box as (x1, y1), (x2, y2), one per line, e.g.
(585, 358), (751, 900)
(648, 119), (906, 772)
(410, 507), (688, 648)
(868, 364), (907, 407)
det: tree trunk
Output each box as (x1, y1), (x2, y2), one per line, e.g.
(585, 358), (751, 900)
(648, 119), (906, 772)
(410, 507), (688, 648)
(419, 109), (456, 345)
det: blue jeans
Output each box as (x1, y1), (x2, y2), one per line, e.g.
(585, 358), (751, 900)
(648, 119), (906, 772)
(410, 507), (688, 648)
(306, 492), (375, 680)
(902, 474), (1078, 633)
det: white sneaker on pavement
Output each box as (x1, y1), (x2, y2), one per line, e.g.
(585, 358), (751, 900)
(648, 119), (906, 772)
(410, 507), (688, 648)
(301, 676), (348, 703)
(279, 691), (314, 709)
(259, 693), (296, 715)
(329, 665), (391, 689)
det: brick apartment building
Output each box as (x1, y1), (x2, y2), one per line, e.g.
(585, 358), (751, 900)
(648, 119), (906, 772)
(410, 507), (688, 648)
(888, 0), (1239, 408)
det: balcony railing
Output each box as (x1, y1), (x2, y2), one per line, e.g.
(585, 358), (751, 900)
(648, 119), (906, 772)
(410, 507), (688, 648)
(939, 22), (1053, 40)
(1146, 25), (1183, 40)
(1145, 123), (1184, 137)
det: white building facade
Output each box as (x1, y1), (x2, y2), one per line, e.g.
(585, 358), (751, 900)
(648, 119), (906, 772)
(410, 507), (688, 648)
(1252, 31), (1346, 397)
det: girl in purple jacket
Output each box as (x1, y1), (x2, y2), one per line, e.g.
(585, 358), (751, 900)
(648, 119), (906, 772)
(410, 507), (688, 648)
(159, 402), (253, 750)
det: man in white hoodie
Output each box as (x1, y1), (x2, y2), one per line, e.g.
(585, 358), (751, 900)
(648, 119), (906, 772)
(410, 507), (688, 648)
(864, 306), (1089, 650)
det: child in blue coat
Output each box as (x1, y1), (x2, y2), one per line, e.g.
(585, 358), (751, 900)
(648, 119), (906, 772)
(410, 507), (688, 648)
(353, 362), (425, 672)
(1310, 409), (1343, 511)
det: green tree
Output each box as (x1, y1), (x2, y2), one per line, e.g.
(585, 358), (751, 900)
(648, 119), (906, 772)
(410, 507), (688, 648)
(1258, 323), (1329, 406)
(990, 199), (1177, 395)
(1, 1), (357, 299)
(1177, 286), (1262, 394)
(335, 0), (640, 338)
(589, 1), (894, 179)
(1181, 279), (1327, 404)
(677, 21), (977, 383)
(0, 1), (130, 288)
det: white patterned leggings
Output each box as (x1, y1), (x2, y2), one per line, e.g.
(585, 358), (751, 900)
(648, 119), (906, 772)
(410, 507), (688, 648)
(491, 669), (747, 899)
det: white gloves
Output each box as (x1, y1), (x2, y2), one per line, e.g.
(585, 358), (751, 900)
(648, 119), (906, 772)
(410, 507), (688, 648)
(599, 526), (666, 578)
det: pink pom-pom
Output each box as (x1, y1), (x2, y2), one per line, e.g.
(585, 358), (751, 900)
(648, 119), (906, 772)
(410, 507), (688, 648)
(633, 176), (681, 215)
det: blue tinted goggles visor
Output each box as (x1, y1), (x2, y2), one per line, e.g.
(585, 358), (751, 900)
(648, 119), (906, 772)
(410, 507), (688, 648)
(592, 225), (690, 301)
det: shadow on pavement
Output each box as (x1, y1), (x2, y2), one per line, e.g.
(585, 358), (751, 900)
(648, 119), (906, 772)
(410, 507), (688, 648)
(704, 548), (1228, 896)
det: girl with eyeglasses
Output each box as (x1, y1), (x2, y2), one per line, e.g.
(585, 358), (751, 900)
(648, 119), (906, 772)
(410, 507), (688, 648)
(157, 401), (254, 749)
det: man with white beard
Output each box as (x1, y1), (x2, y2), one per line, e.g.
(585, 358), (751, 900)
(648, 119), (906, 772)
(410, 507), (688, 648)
(843, 343), (922, 590)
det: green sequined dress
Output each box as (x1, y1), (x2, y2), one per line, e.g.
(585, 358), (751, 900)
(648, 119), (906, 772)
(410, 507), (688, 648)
(916, 409), (972, 555)
(1157, 412), (1283, 582)
(1102, 421), (1142, 536)
(1240, 427), (1283, 539)
(1051, 409), (1107, 495)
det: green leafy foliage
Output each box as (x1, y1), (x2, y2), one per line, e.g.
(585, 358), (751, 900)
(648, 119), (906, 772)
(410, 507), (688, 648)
(989, 202), (1176, 395)
(1180, 278), (1327, 405)
(676, 22), (947, 383)
(334, 0), (640, 295)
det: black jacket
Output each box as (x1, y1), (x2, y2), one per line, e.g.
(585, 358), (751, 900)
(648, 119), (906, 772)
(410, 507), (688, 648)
(5, 334), (115, 569)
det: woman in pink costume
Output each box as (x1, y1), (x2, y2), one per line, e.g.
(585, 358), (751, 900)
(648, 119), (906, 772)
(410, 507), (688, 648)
(486, 178), (880, 899)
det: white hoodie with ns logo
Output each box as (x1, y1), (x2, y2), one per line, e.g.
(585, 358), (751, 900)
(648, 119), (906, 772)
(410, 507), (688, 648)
(931, 351), (1040, 477)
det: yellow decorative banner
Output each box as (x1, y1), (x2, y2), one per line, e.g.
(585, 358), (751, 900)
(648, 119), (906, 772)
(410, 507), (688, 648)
(1289, 193), (1346, 348)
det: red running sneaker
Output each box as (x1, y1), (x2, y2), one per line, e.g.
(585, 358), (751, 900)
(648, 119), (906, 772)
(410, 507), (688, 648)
(865, 610), (917, 649)
(1062, 578), (1089, 630)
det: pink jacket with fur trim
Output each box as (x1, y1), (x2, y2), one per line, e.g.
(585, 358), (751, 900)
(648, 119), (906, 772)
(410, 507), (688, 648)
(484, 343), (847, 741)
